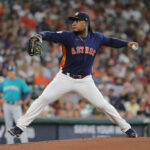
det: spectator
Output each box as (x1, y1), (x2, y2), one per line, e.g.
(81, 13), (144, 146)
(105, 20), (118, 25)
(125, 95), (140, 117)
(40, 104), (55, 118)
(79, 99), (92, 118)
(73, 108), (81, 118)
(18, 63), (34, 84)
(144, 100), (150, 117)
(34, 67), (50, 86)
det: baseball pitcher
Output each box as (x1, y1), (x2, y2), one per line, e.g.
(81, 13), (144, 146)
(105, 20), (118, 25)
(8, 12), (138, 138)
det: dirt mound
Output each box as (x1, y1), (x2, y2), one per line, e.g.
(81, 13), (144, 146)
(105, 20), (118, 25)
(0, 137), (150, 150)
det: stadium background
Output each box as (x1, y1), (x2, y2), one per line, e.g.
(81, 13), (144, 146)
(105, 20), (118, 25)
(0, 0), (150, 144)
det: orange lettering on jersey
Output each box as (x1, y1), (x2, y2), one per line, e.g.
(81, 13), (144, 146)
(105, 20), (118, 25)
(72, 46), (96, 56)
(85, 46), (89, 54)
(76, 46), (84, 54)
(91, 50), (96, 56)
(80, 46), (84, 53)
(71, 48), (76, 55)
(76, 47), (80, 54)
(89, 48), (93, 55)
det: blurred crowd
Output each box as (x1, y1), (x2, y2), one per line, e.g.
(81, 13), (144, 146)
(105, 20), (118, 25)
(0, 0), (150, 119)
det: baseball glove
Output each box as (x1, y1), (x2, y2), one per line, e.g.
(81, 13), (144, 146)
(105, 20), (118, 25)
(27, 34), (43, 56)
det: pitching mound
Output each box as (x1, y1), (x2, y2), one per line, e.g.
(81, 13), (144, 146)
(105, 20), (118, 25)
(0, 137), (150, 150)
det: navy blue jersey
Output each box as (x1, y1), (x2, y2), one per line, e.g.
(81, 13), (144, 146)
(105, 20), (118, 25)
(40, 31), (129, 76)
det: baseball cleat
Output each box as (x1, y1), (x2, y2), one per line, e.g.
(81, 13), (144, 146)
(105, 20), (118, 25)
(8, 126), (23, 137)
(125, 128), (138, 138)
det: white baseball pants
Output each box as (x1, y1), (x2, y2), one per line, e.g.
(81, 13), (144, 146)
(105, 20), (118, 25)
(17, 70), (131, 132)
(3, 103), (28, 144)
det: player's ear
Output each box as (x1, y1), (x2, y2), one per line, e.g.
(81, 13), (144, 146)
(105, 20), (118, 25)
(84, 21), (88, 28)
(85, 21), (88, 26)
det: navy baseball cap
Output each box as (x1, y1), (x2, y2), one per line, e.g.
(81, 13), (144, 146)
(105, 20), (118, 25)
(7, 65), (16, 71)
(68, 12), (90, 24)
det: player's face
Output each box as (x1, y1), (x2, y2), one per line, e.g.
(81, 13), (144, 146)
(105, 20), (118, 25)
(7, 71), (16, 80)
(72, 20), (88, 32)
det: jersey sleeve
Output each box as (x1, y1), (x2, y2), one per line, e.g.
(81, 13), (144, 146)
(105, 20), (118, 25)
(0, 81), (3, 93)
(97, 33), (129, 48)
(102, 36), (129, 48)
(39, 31), (68, 44)
(21, 80), (30, 93)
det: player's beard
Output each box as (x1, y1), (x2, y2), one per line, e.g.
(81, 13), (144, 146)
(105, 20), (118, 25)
(73, 28), (86, 36)
(73, 30), (84, 35)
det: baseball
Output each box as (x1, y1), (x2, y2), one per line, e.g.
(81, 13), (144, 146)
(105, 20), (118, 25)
(132, 45), (138, 50)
